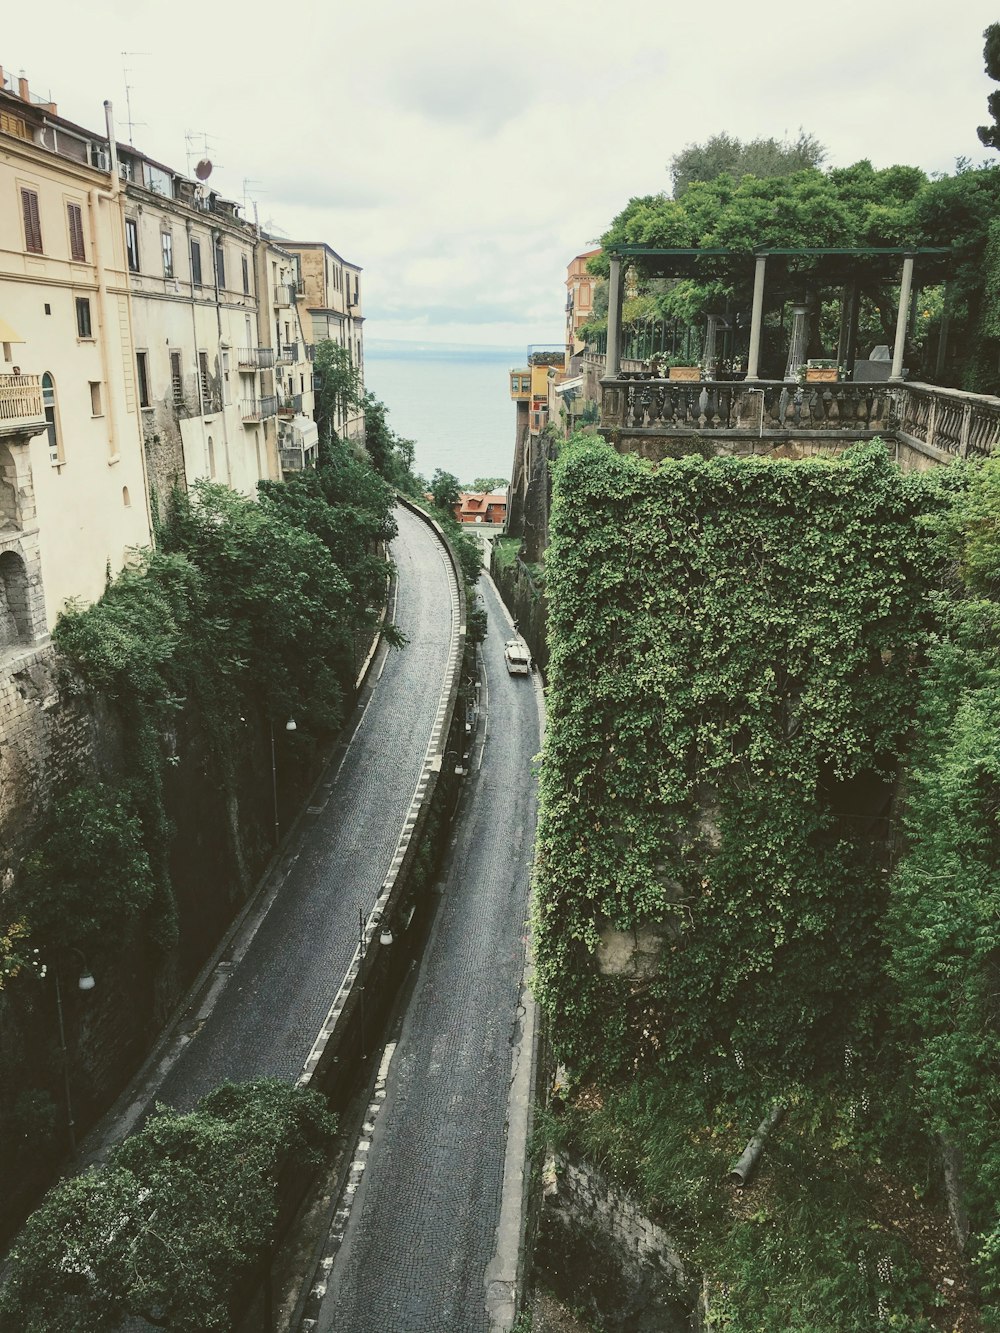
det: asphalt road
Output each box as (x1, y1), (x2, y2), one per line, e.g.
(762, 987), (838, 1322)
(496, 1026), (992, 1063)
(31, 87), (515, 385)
(154, 504), (457, 1110)
(316, 569), (541, 1333)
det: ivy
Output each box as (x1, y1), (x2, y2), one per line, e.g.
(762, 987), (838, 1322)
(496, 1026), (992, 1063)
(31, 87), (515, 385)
(533, 438), (945, 1080)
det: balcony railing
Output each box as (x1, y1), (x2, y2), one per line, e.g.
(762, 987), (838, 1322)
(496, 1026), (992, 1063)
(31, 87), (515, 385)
(600, 377), (897, 438)
(896, 382), (1000, 460)
(277, 393), (303, 418)
(241, 394), (278, 423)
(273, 283), (297, 308)
(279, 443), (316, 472)
(305, 343), (317, 362)
(0, 374), (45, 437)
(235, 346), (275, 371)
(275, 342), (299, 366)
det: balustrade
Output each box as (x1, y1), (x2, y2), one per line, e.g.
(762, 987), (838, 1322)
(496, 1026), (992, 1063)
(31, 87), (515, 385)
(897, 383), (1000, 459)
(0, 374), (45, 433)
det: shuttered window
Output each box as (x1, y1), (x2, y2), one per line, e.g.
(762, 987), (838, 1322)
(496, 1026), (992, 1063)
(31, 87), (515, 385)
(21, 189), (42, 253)
(67, 202), (85, 261)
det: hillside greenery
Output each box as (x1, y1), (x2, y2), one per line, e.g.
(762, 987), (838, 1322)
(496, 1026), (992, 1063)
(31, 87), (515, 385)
(533, 436), (1000, 1326)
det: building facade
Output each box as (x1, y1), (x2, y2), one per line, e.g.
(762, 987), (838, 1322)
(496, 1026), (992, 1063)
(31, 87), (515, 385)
(285, 241), (365, 443)
(0, 70), (152, 644)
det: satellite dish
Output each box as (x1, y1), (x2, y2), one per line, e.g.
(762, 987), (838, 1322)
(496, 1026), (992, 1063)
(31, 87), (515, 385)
(195, 158), (213, 181)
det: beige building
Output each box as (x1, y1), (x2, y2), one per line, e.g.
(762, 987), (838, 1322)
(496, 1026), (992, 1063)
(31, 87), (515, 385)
(566, 249), (600, 354)
(284, 241), (365, 443)
(0, 69), (152, 645)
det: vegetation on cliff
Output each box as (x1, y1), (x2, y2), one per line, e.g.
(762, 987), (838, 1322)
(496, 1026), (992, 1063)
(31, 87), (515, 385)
(534, 436), (1000, 1327)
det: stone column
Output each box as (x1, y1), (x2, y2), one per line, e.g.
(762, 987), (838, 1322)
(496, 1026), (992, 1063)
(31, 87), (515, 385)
(837, 278), (859, 377)
(746, 254), (767, 379)
(890, 254), (915, 381)
(605, 256), (623, 379)
(784, 303), (810, 381)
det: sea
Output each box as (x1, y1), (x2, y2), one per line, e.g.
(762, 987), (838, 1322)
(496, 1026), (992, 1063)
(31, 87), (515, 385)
(364, 340), (523, 487)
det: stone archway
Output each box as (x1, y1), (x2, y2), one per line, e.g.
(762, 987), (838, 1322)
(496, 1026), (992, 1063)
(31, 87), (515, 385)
(0, 550), (31, 647)
(0, 445), (20, 532)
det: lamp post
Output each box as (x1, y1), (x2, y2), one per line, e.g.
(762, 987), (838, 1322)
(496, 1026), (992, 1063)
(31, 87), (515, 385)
(270, 716), (297, 847)
(53, 948), (96, 1155)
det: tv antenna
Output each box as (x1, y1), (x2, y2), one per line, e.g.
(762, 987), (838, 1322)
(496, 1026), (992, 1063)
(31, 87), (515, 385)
(185, 130), (222, 180)
(121, 52), (150, 145)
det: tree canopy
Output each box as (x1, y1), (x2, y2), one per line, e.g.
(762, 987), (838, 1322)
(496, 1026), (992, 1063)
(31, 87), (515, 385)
(0, 1080), (335, 1332)
(978, 22), (1000, 151)
(669, 130), (826, 197)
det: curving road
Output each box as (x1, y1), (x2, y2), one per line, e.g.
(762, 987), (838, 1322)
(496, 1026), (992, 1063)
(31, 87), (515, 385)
(153, 504), (457, 1110)
(315, 568), (542, 1332)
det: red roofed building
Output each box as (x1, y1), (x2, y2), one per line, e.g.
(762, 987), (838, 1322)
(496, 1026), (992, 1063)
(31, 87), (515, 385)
(453, 490), (507, 526)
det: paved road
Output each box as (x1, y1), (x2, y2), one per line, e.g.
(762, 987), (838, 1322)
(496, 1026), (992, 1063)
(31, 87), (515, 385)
(316, 570), (541, 1332)
(154, 504), (457, 1109)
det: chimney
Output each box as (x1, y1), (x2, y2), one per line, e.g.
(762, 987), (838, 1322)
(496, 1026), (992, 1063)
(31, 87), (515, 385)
(18, 74), (29, 102)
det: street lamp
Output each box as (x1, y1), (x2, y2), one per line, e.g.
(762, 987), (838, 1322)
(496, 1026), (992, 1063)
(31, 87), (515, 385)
(270, 717), (297, 847)
(53, 947), (96, 1154)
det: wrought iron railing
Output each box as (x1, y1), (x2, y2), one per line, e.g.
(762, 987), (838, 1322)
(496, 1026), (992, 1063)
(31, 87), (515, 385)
(277, 393), (303, 417)
(240, 395), (278, 423)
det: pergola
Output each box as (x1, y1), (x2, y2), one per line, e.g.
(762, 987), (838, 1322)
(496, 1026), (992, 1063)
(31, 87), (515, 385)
(603, 246), (952, 383)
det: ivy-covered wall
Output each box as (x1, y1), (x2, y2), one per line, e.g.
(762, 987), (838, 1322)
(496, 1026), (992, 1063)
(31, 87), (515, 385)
(534, 438), (943, 1081)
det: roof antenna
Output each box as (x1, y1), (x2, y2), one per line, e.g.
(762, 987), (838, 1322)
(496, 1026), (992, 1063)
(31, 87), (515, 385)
(120, 52), (150, 145)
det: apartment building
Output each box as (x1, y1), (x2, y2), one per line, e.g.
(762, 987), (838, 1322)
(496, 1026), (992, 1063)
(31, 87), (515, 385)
(0, 70), (152, 643)
(284, 241), (365, 443)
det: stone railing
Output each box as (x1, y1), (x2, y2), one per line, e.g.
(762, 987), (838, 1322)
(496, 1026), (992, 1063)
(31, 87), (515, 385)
(895, 382), (1000, 460)
(0, 374), (44, 432)
(601, 377), (896, 437)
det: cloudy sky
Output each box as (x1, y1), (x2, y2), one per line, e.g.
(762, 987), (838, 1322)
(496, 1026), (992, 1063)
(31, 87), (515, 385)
(5, 0), (997, 348)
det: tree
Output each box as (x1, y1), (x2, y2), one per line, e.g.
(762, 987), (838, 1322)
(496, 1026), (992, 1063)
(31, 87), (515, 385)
(465, 477), (508, 492)
(430, 469), (461, 514)
(669, 130), (826, 197)
(13, 786), (155, 958)
(361, 392), (420, 492)
(979, 22), (1000, 151)
(0, 1080), (335, 1332)
(313, 341), (361, 459)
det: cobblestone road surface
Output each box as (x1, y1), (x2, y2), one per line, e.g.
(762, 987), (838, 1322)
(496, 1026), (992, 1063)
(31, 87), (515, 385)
(155, 505), (456, 1109)
(317, 571), (541, 1333)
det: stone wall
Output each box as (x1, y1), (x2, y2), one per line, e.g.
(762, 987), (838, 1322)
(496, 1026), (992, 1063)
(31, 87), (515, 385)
(490, 548), (548, 677)
(535, 1152), (697, 1332)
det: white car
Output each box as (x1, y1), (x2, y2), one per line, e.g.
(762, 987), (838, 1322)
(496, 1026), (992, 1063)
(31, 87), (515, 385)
(504, 640), (531, 676)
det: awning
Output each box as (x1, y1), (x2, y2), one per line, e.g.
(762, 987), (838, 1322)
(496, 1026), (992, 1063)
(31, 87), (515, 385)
(289, 414), (319, 448)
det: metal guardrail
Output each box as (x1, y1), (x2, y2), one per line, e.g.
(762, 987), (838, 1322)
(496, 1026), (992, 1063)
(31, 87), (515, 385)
(240, 395), (278, 423)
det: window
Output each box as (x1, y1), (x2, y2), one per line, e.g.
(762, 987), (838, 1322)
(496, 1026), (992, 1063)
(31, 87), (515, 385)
(170, 350), (183, 408)
(125, 217), (139, 272)
(76, 297), (92, 339)
(42, 372), (59, 463)
(222, 349), (230, 406)
(161, 232), (173, 278)
(190, 239), (203, 286)
(207, 434), (216, 479)
(21, 189), (42, 253)
(198, 351), (210, 409)
(136, 351), (150, 408)
(90, 381), (103, 416)
(67, 202), (85, 261)
(214, 241), (225, 288)
(122, 485), (131, 507)
(241, 254), (250, 295)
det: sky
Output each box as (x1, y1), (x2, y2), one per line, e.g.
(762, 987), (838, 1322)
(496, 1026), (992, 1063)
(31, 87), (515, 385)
(4, 0), (998, 350)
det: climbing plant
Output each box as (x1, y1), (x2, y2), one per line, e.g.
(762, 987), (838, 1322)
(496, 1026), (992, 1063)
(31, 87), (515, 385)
(533, 438), (946, 1081)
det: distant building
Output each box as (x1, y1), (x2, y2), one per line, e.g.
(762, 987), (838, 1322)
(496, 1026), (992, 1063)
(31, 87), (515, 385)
(283, 241), (365, 445)
(453, 490), (507, 526)
(566, 249), (601, 353)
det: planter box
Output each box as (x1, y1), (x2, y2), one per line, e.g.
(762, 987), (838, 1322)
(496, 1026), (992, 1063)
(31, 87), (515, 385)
(805, 367), (839, 383)
(669, 366), (701, 382)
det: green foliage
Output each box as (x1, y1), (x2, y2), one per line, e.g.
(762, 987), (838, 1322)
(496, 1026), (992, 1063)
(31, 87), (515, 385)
(362, 392), (422, 493)
(430, 468), (461, 514)
(533, 438), (943, 1081)
(670, 130), (827, 197)
(13, 786), (154, 957)
(979, 22), (1000, 151)
(313, 340), (361, 459)
(465, 476), (508, 492)
(0, 1080), (335, 1332)
(886, 458), (1000, 1305)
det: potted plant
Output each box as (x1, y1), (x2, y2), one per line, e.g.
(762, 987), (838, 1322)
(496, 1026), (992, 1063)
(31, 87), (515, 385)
(802, 358), (839, 383)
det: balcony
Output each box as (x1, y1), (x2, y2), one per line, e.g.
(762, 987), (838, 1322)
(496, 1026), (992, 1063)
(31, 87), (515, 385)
(235, 347), (275, 371)
(305, 343), (317, 362)
(273, 284), (296, 308)
(275, 342), (299, 366)
(597, 374), (1000, 468)
(277, 393), (303, 419)
(279, 443), (316, 472)
(241, 395), (278, 423)
(0, 374), (46, 439)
